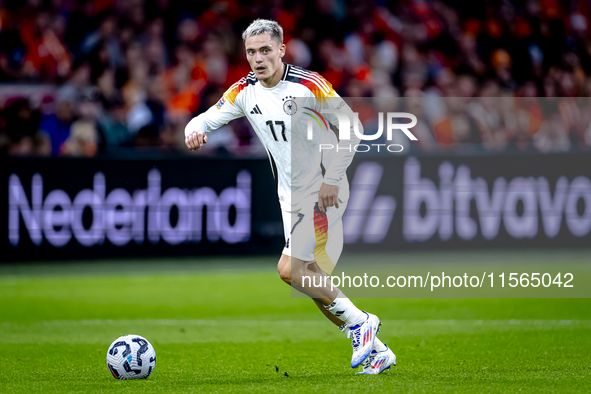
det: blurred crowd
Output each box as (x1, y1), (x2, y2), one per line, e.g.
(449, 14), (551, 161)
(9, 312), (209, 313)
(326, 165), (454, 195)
(1, 0), (591, 157)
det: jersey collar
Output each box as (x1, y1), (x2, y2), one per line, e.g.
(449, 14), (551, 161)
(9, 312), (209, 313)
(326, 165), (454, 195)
(281, 63), (290, 82)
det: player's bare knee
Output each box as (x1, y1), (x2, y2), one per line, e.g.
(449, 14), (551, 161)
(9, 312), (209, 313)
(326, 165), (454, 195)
(287, 258), (309, 288)
(277, 255), (292, 284)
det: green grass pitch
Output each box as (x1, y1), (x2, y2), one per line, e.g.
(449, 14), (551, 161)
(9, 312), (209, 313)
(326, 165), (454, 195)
(0, 250), (590, 393)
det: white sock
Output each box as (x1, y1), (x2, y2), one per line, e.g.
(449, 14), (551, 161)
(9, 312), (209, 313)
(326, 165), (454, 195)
(373, 337), (387, 352)
(326, 290), (367, 327)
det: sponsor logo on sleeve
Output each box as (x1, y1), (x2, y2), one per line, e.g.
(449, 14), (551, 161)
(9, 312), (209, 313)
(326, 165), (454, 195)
(216, 97), (226, 110)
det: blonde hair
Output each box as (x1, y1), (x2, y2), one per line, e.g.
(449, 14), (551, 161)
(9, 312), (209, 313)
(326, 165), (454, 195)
(242, 19), (283, 44)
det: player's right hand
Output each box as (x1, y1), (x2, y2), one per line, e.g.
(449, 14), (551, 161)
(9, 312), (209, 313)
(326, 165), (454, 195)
(185, 131), (208, 151)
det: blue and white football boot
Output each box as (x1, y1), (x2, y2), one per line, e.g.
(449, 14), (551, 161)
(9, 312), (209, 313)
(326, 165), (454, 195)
(348, 312), (381, 368)
(355, 344), (396, 375)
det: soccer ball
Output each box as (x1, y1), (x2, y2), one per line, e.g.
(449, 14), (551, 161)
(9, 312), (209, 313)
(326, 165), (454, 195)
(106, 334), (156, 380)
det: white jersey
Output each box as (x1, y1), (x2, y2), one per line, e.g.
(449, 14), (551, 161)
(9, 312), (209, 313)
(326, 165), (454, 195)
(185, 64), (361, 211)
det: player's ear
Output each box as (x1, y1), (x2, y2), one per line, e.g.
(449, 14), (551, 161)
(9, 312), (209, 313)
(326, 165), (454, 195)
(280, 43), (286, 58)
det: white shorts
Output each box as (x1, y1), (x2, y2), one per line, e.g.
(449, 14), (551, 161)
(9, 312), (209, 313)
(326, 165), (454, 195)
(281, 198), (347, 275)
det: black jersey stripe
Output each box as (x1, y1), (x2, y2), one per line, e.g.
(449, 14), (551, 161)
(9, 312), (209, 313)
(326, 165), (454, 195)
(288, 68), (330, 93)
(281, 63), (290, 81)
(288, 66), (331, 93)
(245, 72), (258, 85)
(266, 149), (279, 190)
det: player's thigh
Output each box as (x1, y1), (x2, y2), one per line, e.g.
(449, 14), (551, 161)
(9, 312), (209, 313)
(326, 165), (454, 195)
(284, 200), (348, 275)
(281, 208), (315, 262)
(314, 200), (347, 274)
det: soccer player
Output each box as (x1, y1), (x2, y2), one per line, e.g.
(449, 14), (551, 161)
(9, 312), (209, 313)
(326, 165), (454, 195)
(184, 19), (395, 374)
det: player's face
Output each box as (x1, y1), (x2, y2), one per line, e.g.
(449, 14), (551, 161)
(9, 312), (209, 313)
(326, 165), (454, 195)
(245, 33), (285, 86)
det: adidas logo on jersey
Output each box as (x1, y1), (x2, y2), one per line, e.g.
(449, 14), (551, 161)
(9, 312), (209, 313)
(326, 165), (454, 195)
(250, 104), (262, 115)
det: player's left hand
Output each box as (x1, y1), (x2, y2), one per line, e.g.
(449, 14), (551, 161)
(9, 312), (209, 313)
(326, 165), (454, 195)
(318, 183), (339, 214)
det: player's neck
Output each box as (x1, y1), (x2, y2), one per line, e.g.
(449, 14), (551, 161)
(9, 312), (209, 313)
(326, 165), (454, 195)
(260, 63), (285, 89)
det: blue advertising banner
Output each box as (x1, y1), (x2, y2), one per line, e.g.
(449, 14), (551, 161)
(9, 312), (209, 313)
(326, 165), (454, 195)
(343, 153), (591, 250)
(2, 153), (590, 262)
(2, 157), (283, 262)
